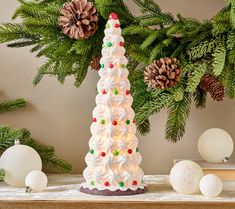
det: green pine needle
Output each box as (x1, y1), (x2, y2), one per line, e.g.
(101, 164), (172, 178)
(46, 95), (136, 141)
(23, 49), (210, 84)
(193, 87), (207, 109)
(165, 93), (191, 142)
(186, 63), (206, 93)
(212, 43), (226, 76)
(0, 98), (26, 114)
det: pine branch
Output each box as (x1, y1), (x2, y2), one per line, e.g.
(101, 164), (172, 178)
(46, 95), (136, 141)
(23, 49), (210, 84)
(212, 43), (226, 76)
(0, 98), (26, 114)
(7, 40), (37, 48)
(0, 23), (33, 43)
(187, 35), (225, 61)
(126, 43), (149, 64)
(74, 57), (90, 87)
(33, 59), (56, 86)
(122, 25), (150, 36)
(140, 31), (159, 49)
(223, 64), (235, 98)
(170, 83), (186, 102)
(227, 30), (235, 50)
(186, 63), (207, 93)
(149, 42), (164, 62)
(95, 0), (134, 24)
(135, 92), (172, 128)
(133, 0), (161, 14)
(138, 13), (174, 27)
(72, 40), (92, 55)
(193, 87), (207, 109)
(137, 119), (150, 135)
(165, 93), (191, 142)
(230, 0), (235, 28)
(229, 45), (235, 64)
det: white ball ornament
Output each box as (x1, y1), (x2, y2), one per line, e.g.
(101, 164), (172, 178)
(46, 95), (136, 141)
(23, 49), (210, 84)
(0, 140), (42, 187)
(199, 174), (223, 197)
(198, 128), (234, 163)
(170, 160), (204, 195)
(25, 170), (48, 193)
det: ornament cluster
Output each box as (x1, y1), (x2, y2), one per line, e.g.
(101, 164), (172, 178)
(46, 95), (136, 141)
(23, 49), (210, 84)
(0, 140), (48, 193)
(170, 128), (234, 198)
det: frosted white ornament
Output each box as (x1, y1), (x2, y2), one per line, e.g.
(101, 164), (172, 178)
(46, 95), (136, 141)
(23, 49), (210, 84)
(0, 139), (42, 187)
(199, 174), (223, 197)
(25, 170), (48, 193)
(198, 128), (233, 163)
(170, 160), (204, 195)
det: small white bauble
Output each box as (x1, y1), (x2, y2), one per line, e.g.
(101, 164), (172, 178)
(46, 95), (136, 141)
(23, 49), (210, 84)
(25, 170), (48, 192)
(0, 141), (42, 187)
(170, 160), (204, 195)
(199, 174), (223, 197)
(198, 128), (233, 163)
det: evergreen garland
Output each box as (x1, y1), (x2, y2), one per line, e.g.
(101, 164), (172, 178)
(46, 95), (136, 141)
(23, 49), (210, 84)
(0, 0), (235, 142)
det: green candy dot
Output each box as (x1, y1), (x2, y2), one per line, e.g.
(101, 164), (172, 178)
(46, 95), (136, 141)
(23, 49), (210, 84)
(119, 182), (125, 187)
(100, 119), (105, 125)
(121, 64), (126, 69)
(126, 120), (131, 125)
(90, 149), (94, 154)
(106, 24), (111, 29)
(136, 148), (139, 153)
(90, 180), (95, 186)
(113, 150), (119, 156)
(113, 89), (118, 95)
(107, 42), (112, 47)
(101, 64), (105, 68)
(141, 179), (144, 183)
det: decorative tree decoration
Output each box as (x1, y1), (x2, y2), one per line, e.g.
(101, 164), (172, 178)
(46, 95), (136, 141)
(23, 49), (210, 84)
(58, 0), (98, 39)
(80, 13), (146, 196)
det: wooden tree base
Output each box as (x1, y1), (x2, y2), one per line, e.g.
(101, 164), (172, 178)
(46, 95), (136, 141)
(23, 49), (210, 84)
(80, 186), (147, 196)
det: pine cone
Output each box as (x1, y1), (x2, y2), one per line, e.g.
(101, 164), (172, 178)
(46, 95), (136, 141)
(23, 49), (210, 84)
(199, 74), (225, 101)
(58, 0), (98, 39)
(90, 55), (101, 71)
(144, 57), (181, 90)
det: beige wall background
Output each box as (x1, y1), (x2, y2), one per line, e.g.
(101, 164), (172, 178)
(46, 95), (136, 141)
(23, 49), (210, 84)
(0, 0), (232, 174)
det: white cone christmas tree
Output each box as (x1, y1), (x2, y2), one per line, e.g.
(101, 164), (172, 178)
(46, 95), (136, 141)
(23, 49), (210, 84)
(80, 13), (146, 195)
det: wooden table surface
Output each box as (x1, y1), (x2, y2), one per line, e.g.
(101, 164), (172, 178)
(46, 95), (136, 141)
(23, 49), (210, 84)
(0, 174), (235, 209)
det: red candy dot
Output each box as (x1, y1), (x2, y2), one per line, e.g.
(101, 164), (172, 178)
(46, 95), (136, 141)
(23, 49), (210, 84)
(101, 152), (106, 157)
(104, 181), (110, 187)
(102, 89), (107, 95)
(119, 42), (124, 47)
(114, 24), (120, 28)
(109, 64), (114, 68)
(112, 120), (118, 126)
(109, 13), (118, 20)
(126, 90), (130, 95)
(132, 181), (138, 186)
(127, 149), (133, 154)
(92, 118), (97, 122)
(133, 119), (136, 124)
